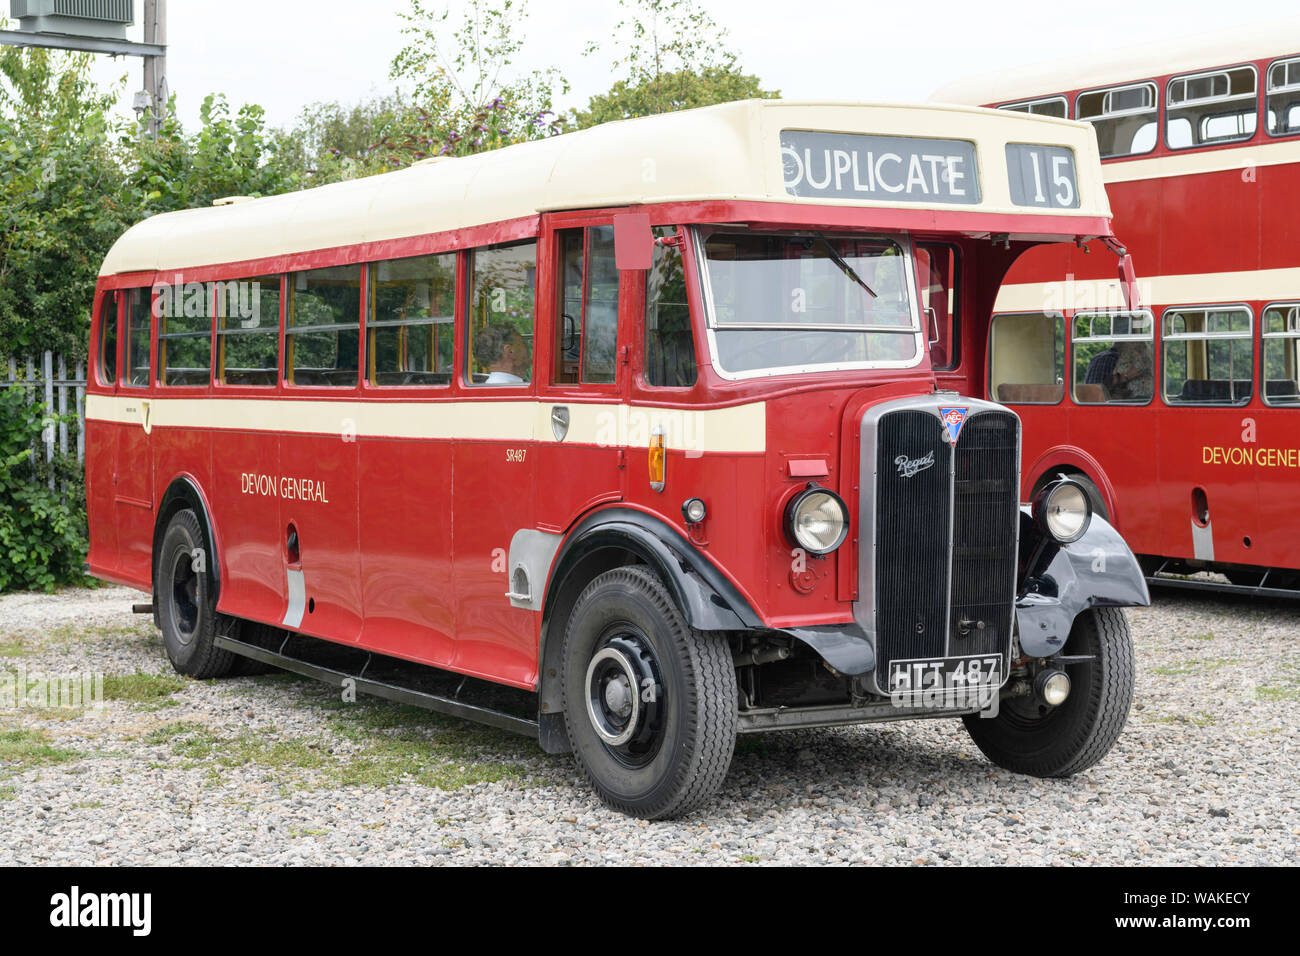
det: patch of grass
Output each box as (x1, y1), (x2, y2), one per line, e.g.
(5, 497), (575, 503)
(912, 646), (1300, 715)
(1148, 711), (1217, 727)
(102, 672), (187, 707)
(0, 639), (26, 658)
(0, 785), (15, 801)
(1149, 658), (1236, 677)
(738, 854), (760, 863)
(72, 800), (102, 809)
(1256, 684), (1300, 701)
(0, 726), (82, 775)
(1184, 633), (1217, 641)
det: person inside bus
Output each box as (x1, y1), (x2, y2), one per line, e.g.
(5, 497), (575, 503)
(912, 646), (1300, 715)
(474, 323), (531, 384)
(1084, 340), (1152, 401)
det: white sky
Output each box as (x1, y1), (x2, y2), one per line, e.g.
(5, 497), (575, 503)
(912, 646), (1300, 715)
(57, 0), (1300, 132)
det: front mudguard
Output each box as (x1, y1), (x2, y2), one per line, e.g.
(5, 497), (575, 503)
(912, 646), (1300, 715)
(1015, 509), (1150, 658)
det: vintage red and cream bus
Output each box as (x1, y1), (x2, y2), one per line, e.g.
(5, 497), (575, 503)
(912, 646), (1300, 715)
(86, 100), (1148, 818)
(934, 17), (1300, 597)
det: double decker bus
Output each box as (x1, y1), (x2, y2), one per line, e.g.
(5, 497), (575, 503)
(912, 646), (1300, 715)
(934, 17), (1300, 596)
(87, 100), (1148, 818)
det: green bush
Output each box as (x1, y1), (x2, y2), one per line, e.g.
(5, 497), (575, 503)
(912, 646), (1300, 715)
(0, 386), (87, 592)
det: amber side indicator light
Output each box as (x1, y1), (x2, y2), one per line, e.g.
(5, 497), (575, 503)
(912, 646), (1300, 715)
(649, 426), (666, 492)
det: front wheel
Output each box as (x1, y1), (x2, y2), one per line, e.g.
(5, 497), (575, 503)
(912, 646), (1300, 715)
(963, 606), (1134, 777)
(561, 566), (737, 819)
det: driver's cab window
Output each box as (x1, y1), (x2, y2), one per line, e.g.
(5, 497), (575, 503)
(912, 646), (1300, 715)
(555, 226), (618, 385)
(915, 242), (959, 370)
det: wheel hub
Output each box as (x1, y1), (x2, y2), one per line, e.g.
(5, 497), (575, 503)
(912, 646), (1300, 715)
(584, 630), (665, 765)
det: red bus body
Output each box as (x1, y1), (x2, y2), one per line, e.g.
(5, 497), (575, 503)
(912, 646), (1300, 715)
(935, 18), (1300, 590)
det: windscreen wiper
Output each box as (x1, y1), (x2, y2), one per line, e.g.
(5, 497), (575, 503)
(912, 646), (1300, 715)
(816, 233), (876, 298)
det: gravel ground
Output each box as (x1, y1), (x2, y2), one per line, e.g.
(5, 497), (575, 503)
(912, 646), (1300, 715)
(0, 584), (1296, 865)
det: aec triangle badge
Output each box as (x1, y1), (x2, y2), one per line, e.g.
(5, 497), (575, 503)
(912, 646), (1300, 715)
(939, 406), (969, 444)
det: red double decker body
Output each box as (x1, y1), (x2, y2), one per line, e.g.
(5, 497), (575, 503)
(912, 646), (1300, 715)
(935, 17), (1300, 594)
(86, 101), (1149, 816)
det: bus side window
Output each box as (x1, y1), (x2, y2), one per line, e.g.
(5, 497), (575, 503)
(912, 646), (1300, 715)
(124, 288), (152, 387)
(915, 242), (959, 371)
(97, 291), (118, 386)
(988, 312), (1064, 404)
(1266, 56), (1300, 137)
(467, 241), (536, 387)
(1162, 307), (1253, 406)
(644, 226), (696, 388)
(1263, 303), (1300, 404)
(286, 266), (362, 387)
(1072, 310), (1154, 405)
(1077, 82), (1158, 159)
(1166, 67), (1257, 150)
(367, 254), (455, 387)
(158, 281), (213, 386)
(555, 226), (618, 385)
(217, 275), (281, 386)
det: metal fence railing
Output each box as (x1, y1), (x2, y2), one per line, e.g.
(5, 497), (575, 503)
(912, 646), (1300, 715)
(4, 353), (87, 491)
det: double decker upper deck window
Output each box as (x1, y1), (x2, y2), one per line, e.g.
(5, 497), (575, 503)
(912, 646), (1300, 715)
(701, 231), (918, 377)
(1166, 66), (1258, 149)
(997, 97), (1068, 119)
(368, 254), (456, 387)
(467, 242), (536, 386)
(1267, 56), (1300, 136)
(1162, 307), (1254, 406)
(1077, 83), (1158, 158)
(286, 266), (362, 387)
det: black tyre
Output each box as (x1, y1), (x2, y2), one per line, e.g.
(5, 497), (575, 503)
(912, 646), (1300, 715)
(156, 509), (234, 679)
(963, 606), (1133, 777)
(561, 566), (737, 819)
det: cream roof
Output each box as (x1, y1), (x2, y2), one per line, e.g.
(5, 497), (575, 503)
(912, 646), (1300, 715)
(100, 99), (1111, 277)
(931, 16), (1300, 108)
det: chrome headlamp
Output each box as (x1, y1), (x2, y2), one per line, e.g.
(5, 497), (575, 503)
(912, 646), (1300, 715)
(784, 484), (850, 555)
(1033, 477), (1092, 544)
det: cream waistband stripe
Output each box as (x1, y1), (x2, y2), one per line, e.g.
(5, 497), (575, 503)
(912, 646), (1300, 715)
(995, 267), (1300, 314)
(1102, 138), (1300, 185)
(84, 394), (768, 454)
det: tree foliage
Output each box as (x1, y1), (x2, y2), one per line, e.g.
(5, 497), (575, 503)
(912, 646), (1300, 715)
(565, 0), (779, 129)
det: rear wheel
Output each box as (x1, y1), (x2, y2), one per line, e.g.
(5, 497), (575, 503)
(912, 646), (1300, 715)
(156, 509), (234, 679)
(561, 565), (737, 819)
(963, 606), (1133, 777)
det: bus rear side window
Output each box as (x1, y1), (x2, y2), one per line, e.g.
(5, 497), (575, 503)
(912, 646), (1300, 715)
(1072, 310), (1154, 405)
(286, 266), (361, 387)
(368, 254), (455, 387)
(218, 276), (280, 386)
(1162, 307), (1254, 406)
(645, 226), (696, 388)
(1263, 303), (1300, 404)
(467, 242), (536, 386)
(989, 312), (1064, 404)
(158, 281), (212, 386)
(1077, 83), (1158, 158)
(98, 292), (118, 386)
(125, 288), (152, 387)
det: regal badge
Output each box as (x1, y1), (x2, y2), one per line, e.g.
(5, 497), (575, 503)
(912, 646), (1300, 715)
(939, 406), (968, 444)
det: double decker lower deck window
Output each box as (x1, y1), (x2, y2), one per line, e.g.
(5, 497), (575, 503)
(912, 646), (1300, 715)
(1162, 307), (1253, 406)
(157, 280), (212, 386)
(286, 266), (361, 387)
(1072, 310), (1154, 405)
(989, 311), (1064, 404)
(1262, 303), (1300, 405)
(217, 276), (280, 386)
(368, 254), (455, 386)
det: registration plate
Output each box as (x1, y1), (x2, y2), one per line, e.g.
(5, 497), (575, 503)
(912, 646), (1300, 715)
(888, 654), (1002, 694)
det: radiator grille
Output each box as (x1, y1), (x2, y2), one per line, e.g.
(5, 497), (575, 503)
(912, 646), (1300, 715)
(871, 406), (1019, 690)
